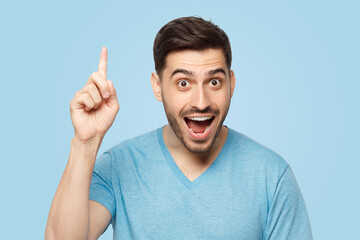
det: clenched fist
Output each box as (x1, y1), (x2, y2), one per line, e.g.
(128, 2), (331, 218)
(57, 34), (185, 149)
(70, 47), (119, 143)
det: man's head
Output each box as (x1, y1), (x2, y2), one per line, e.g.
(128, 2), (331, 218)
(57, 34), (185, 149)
(153, 16), (232, 78)
(151, 17), (235, 154)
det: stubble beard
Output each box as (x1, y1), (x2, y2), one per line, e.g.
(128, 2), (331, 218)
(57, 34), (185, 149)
(162, 98), (230, 154)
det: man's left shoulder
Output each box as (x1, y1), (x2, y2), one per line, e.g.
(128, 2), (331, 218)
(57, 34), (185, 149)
(227, 128), (289, 173)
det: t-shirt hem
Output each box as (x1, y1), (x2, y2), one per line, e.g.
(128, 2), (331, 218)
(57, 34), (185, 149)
(89, 196), (115, 219)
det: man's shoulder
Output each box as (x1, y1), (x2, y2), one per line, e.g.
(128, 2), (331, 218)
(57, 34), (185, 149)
(227, 128), (289, 171)
(104, 128), (160, 159)
(107, 128), (160, 153)
(94, 128), (164, 178)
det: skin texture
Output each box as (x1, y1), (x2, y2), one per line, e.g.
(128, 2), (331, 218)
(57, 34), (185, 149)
(151, 48), (235, 180)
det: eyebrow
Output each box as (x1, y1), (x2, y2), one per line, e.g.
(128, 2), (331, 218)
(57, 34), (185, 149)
(171, 67), (227, 78)
(206, 68), (227, 77)
(171, 69), (194, 78)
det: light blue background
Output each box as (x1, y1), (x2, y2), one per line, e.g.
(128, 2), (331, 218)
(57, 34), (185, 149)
(1, 0), (359, 239)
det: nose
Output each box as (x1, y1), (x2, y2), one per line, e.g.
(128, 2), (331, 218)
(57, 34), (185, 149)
(190, 86), (211, 111)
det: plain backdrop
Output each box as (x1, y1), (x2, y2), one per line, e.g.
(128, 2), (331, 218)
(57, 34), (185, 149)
(1, 0), (359, 239)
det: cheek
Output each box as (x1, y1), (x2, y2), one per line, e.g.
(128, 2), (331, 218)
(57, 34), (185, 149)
(163, 91), (188, 113)
(166, 90), (192, 105)
(212, 91), (231, 109)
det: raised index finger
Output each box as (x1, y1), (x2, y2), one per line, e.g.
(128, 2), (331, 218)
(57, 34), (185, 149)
(98, 46), (107, 80)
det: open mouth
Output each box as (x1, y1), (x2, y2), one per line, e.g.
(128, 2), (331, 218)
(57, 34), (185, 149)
(184, 116), (215, 136)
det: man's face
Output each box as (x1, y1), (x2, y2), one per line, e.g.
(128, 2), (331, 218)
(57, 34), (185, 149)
(152, 49), (235, 153)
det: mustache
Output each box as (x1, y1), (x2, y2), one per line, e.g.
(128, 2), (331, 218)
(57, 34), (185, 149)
(180, 107), (219, 117)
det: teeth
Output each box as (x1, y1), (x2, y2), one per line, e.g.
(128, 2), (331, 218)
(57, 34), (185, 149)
(187, 116), (212, 121)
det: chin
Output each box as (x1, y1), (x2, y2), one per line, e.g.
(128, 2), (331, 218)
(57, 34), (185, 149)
(181, 139), (214, 153)
(174, 118), (224, 154)
(163, 100), (229, 154)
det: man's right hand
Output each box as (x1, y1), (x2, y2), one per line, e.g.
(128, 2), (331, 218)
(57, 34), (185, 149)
(70, 47), (119, 143)
(45, 47), (116, 240)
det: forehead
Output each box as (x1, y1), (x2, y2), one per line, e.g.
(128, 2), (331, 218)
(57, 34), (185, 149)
(164, 49), (227, 75)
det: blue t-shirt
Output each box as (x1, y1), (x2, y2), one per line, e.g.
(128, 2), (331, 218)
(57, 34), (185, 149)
(90, 127), (312, 239)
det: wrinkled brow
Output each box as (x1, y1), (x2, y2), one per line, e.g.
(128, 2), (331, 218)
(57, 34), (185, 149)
(171, 69), (194, 78)
(171, 68), (226, 78)
(206, 68), (226, 77)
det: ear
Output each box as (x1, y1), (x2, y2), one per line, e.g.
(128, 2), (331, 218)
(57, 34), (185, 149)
(151, 72), (163, 102)
(230, 70), (236, 98)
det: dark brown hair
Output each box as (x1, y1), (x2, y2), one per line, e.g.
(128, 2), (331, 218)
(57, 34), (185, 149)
(153, 16), (232, 77)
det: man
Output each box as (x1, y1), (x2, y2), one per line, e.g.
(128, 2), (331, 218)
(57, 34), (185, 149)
(45, 17), (312, 239)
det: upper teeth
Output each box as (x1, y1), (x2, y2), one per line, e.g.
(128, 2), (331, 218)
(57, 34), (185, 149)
(188, 116), (212, 121)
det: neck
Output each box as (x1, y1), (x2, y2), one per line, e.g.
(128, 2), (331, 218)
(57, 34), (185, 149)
(163, 124), (228, 163)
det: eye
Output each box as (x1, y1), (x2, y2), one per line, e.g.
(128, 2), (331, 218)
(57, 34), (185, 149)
(177, 80), (190, 88)
(210, 79), (221, 87)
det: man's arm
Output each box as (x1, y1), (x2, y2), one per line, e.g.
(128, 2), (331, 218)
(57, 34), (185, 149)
(263, 166), (313, 240)
(45, 47), (119, 240)
(89, 200), (112, 239)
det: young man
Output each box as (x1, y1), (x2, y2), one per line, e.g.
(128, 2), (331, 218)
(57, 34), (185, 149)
(45, 17), (312, 239)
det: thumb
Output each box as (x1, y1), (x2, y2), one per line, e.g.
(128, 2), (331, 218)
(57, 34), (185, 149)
(107, 80), (117, 97)
(106, 80), (119, 110)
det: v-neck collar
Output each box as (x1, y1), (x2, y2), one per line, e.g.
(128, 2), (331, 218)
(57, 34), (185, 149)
(157, 126), (233, 190)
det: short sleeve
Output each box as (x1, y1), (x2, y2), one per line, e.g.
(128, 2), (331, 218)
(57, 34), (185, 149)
(89, 152), (116, 218)
(263, 166), (313, 240)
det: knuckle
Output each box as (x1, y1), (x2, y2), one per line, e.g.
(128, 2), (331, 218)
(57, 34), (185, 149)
(83, 92), (90, 99)
(69, 98), (75, 109)
(90, 72), (98, 78)
(90, 72), (106, 89)
(74, 91), (81, 97)
(89, 83), (98, 92)
(94, 97), (101, 105)
(80, 92), (87, 100)
(89, 72), (100, 83)
(82, 84), (92, 94)
(84, 96), (94, 107)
